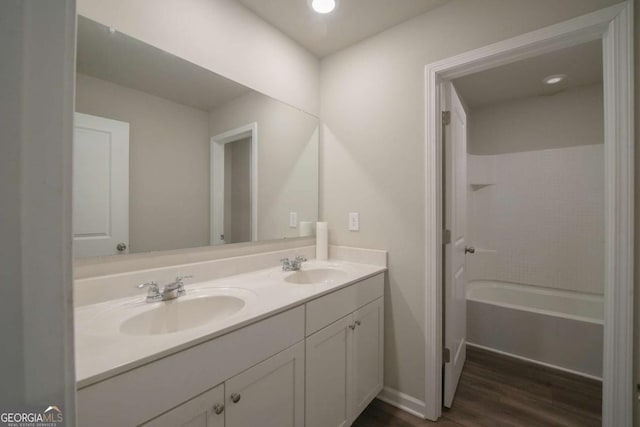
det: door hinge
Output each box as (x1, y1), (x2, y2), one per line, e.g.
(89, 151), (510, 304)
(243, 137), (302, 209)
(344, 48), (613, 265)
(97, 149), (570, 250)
(442, 110), (451, 125)
(443, 229), (451, 245)
(443, 347), (451, 364)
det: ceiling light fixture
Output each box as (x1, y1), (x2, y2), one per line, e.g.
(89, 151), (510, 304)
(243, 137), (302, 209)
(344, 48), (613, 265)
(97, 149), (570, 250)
(542, 74), (567, 85)
(311, 0), (336, 14)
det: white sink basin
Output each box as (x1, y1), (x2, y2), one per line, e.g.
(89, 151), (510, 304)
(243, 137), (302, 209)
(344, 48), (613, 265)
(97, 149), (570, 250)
(284, 268), (349, 285)
(120, 295), (245, 335)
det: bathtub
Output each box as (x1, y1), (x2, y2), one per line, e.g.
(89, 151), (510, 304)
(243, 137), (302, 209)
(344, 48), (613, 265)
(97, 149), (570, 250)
(466, 280), (603, 379)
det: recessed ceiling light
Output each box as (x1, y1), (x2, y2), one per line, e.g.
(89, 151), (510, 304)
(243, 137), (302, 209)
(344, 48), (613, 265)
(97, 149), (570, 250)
(311, 0), (336, 14)
(542, 74), (567, 85)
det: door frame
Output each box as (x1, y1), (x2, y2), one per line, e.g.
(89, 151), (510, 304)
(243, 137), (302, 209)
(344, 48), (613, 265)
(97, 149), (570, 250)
(210, 122), (258, 245)
(424, 2), (634, 423)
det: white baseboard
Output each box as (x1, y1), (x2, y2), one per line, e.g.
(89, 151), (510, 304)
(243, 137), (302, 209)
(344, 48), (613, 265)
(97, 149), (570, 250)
(376, 387), (426, 419)
(467, 342), (603, 382)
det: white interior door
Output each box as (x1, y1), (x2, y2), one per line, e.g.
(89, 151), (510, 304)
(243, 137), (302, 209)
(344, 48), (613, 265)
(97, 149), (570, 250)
(442, 81), (468, 408)
(73, 112), (129, 257)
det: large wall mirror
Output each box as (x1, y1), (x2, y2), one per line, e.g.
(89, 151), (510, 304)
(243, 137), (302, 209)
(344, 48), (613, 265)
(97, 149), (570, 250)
(74, 16), (319, 258)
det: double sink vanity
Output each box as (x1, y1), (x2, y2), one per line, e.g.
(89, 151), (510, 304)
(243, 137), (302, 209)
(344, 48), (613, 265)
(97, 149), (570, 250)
(75, 246), (387, 427)
(72, 11), (386, 427)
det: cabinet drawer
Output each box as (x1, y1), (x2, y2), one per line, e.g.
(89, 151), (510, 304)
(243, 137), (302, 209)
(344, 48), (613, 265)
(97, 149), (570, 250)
(305, 273), (384, 336)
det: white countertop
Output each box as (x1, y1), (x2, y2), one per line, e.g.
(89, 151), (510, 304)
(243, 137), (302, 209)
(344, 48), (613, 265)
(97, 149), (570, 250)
(75, 259), (385, 388)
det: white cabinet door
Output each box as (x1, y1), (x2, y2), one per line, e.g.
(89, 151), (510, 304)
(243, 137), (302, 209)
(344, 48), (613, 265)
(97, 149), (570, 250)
(305, 315), (353, 427)
(141, 383), (225, 427)
(352, 298), (384, 420)
(225, 341), (304, 427)
(73, 112), (129, 257)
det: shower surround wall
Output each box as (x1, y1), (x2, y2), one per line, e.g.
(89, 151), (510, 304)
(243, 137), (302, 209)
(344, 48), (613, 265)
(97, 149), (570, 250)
(467, 84), (604, 295)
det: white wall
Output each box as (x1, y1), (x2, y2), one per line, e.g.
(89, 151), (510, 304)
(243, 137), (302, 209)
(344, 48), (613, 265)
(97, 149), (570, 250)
(0, 0), (25, 404)
(319, 0), (621, 407)
(467, 85), (604, 295)
(467, 146), (604, 294)
(635, 2), (640, 424)
(468, 84), (604, 154)
(209, 91), (319, 241)
(76, 73), (211, 253)
(0, 0), (76, 421)
(77, 0), (320, 115)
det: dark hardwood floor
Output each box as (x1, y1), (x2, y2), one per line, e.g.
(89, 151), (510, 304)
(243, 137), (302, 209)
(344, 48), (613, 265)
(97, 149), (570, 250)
(353, 346), (602, 427)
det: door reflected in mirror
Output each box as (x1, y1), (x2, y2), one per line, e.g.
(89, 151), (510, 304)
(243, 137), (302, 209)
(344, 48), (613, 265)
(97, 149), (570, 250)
(73, 16), (318, 258)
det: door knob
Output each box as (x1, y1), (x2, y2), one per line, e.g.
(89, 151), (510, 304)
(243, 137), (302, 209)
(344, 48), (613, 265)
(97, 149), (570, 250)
(230, 393), (241, 404)
(116, 242), (127, 252)
(213, 403), (224, 415)
(464, 246), (475, 254)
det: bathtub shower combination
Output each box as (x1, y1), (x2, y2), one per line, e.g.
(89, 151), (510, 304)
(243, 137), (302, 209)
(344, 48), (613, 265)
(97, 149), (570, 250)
(466, 280), (603, 379)
(464, 145), (604, 380)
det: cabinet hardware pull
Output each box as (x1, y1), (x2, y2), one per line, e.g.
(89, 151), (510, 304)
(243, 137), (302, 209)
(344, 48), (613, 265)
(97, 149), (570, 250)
(355, 320), (361, 326)
(349, 324), (356, 330)
(230, 393), (241, 403)
(213, 403), (225, 415)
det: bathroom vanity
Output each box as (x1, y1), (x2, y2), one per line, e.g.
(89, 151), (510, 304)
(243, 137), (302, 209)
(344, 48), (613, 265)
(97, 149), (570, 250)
(75, 248), (386, 427)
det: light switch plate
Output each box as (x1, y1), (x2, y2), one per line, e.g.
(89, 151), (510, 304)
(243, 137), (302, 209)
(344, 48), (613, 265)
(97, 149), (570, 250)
(289, 212), (297, 228)
(349, 212), (359, 231)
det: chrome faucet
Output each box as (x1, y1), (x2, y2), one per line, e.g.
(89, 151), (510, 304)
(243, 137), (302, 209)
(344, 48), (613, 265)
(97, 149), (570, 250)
(137, 275), (193, 303)
(280, 256), (307, 271)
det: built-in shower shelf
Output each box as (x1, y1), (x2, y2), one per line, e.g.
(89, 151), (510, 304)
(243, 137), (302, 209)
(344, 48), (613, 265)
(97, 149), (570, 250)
(473, 247), (496, 254)
(470, 183), (495, 191)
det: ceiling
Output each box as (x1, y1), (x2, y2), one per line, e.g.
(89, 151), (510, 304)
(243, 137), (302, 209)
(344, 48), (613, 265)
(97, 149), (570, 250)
(236, 0), (450, 57)
(453, 40), (603, 109)
(76, 16), (251, 111)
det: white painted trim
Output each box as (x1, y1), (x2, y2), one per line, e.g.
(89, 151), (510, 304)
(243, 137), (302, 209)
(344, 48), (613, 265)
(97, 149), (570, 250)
(466, 342), (602, 382)
(601, 3), (635, 425)
(424, 2), (634, 423)
(376, 387), (426, 419)
(210, 122), (258, 245)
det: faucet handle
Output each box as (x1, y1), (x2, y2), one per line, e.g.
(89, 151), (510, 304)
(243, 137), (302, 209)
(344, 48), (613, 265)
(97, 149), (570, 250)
(280, 258), (291, 270)
(174, 275), (192, 296)
(137, 281), (161, 302)
(137, 281), (158, 289)
(294, 255), (307, 262)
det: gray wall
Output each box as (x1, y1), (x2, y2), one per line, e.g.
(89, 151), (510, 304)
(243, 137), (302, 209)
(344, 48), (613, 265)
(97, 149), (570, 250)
(77, 0), (320, 115)
(634, 1), (639, 424)
(319, 0), (622, 406)
(224, 137), (252, 244)
(76, 73), (211, 253)
(0, 0), (76, 422)
(468, 84), (604, 154)
(209, 91), (319, 241)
